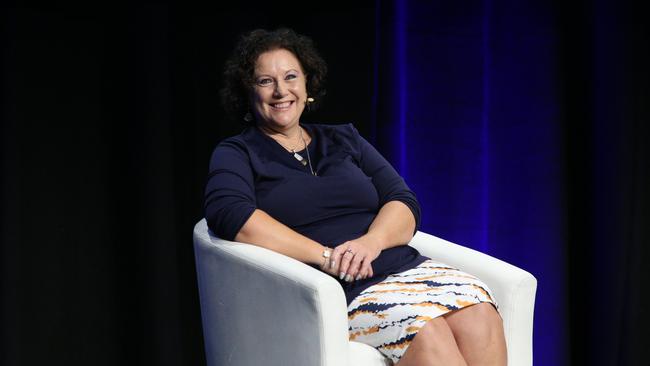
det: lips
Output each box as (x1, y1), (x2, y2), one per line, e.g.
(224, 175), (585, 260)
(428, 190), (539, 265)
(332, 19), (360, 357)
(269, 101), (294, 110)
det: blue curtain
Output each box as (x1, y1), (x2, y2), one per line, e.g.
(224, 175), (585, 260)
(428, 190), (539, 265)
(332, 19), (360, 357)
(374, 1), (650, 365)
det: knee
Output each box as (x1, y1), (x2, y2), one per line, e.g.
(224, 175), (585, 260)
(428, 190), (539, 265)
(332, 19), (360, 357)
(473, 303), (503, 329)
(417, 317), (449, 340)
(415, 318), (463, 358)
(448, 303), (503, 341)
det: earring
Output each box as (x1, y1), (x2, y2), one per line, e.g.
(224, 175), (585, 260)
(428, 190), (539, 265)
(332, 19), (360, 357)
(305, 97), (314, 112)
(243, 112), (253, 122)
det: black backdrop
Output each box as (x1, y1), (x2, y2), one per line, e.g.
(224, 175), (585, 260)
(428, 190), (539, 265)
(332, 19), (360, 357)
(2, 2), (649, 365)
(1, 3), (377, 365)
(560, 1), (650, 364)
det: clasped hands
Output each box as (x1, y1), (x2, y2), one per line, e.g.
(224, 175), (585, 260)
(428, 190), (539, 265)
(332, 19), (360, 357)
(320, 236), (382, 282)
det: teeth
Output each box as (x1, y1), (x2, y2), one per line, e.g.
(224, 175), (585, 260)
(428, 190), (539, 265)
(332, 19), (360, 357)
(271, 101), (291, 109)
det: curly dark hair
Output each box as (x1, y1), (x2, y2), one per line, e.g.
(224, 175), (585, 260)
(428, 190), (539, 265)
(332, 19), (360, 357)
(220, 28), (328, 124)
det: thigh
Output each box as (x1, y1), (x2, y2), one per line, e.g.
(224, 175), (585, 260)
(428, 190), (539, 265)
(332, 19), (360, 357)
(347, 260), (498, 363)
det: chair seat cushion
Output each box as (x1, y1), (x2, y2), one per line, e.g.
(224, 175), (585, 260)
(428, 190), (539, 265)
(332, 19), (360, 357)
(349, 341), (392, 366)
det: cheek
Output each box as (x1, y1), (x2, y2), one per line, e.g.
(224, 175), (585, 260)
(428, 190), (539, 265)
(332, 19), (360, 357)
(290, 83), (307, 97)
(252, 90), (269, 107)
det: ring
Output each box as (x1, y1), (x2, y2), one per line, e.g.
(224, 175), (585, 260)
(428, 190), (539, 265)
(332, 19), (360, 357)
(345, 249), (354, 255)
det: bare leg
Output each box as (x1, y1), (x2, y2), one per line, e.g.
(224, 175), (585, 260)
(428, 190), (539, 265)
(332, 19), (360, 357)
(444, 303), (507, 366)
(395, 317), (467, 366)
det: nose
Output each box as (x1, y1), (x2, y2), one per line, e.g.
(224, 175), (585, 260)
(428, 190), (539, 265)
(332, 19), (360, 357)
(273, 80), (288, 97)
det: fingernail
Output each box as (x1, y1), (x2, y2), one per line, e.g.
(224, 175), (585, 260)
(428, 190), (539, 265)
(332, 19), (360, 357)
(355, 275), (361, 281)
(345, 274), (352, 282)
(340, 272), (345, 280)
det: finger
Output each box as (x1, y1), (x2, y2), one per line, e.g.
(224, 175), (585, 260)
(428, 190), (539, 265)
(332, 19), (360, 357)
(357, 258), (372, 280)
(331, 245), (347, 270)
(346, 255), (364, 281)
(354, 267), (366, 281)
(333, 247), (348, 270)
(356, 261), (370, 280)
(339, 250), (355, 280)
(360, 261), (373, 280)
(327, 266), (339, 277)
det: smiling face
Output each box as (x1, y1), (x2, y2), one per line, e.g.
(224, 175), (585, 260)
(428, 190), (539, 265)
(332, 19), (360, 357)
(250, 48), (308, 131)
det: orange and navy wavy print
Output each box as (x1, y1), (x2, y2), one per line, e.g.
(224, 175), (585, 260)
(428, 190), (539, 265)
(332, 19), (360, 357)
(347, 260), (498, 363)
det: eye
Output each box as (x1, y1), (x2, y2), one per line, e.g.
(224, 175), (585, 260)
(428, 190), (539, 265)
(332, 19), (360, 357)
(285, 73), (297, 80)
(256, 78), (273, 86)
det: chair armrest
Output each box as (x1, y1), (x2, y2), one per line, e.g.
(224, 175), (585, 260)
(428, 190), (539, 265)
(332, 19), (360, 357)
(193, 220), (349, 366)
(409, 231), (537, 366)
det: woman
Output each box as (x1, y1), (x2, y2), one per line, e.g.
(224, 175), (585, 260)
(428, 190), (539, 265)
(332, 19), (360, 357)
(205, 28), (506, 366)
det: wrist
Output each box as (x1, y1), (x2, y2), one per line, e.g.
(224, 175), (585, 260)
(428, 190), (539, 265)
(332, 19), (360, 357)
(320, 247), (332, 269)
(360, 232), (387, 252)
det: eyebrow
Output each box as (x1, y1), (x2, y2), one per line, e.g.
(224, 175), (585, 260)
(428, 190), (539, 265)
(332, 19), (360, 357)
(255, 69), (301, 78)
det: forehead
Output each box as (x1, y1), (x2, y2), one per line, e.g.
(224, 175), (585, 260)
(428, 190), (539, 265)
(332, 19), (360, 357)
(254, 48), (303, 74)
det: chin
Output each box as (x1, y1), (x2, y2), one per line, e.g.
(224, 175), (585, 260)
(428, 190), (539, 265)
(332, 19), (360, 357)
(268, 117), (300, 128)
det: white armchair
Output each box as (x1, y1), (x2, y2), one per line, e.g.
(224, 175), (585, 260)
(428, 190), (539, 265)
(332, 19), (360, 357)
(193, 219), (536, 366)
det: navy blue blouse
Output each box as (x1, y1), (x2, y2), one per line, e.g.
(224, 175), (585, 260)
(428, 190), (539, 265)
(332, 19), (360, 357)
(204, 123), (427, 304)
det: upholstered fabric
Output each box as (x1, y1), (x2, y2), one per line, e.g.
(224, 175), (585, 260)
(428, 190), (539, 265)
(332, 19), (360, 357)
(193, 219), (537, 366)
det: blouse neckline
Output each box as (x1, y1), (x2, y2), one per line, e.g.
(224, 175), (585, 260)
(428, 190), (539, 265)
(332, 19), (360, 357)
(254, 123), (314, 155)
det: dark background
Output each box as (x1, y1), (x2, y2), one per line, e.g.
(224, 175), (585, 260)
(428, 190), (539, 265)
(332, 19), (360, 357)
(2, 1), (648, 365)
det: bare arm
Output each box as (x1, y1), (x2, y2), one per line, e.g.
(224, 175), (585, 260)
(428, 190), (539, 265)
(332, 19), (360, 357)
(332, 200), (416, 281)
(235, 209), (338, 275)
(365, 200), (417, 250)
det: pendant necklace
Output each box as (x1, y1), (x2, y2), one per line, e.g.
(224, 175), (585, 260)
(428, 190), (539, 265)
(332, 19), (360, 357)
(290, 127), (317, 176)
(291, 150), (307, 166)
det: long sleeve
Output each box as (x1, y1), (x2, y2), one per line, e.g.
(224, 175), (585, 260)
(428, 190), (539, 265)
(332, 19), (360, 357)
(203, 138), (257, 240)
(351, 125), (422, 233)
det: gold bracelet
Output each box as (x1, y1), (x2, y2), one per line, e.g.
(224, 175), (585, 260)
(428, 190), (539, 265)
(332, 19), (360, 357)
(321, 248), (332, 268)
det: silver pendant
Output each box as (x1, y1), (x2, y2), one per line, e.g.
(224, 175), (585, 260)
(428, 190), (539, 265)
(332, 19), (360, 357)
(293, 151), (308, 166)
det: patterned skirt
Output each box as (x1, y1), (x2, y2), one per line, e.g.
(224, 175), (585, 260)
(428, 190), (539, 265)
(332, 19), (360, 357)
(347, 259), (497, 363)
